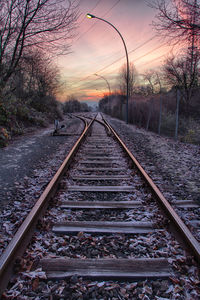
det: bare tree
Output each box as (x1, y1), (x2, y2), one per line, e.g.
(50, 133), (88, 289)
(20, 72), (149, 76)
(10, 50), (60, 99)
(162, 50), (199, 112)
(143, 71), (154, 94)
(150, 0), (200, 46)
(119, 62), (137, 97)
(155, 71), (164, 93)
(135, 84), (152, 96)
(0, 0), (79, 89)
(143, 70), (157, 94)
(63, 96), (91, 113)
(28, 51), (60, 97)
(150, 0), (200, 113)
(141, 70), (164, 95)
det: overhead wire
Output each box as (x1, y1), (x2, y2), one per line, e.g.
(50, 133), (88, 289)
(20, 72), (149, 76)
(69, 35), (158, 89)
(89, 0), (103, 13)
(69, 34), (177, 92)
(97, 37), (174, 76)
(74, 0), (121, 43)
(69, 47), (170, 92)
(77, 0), (103, 25)
(102, 0), (121, 17)
(93, 36), (158, 74)
(139, 53), (169, 67)
(66, 1), (175, 94)
(74, 52), (171, 93)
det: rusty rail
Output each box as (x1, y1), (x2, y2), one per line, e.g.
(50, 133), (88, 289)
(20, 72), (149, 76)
(1, 114), (200, 295)
(0, 116), (95, 294)
(102, 116), (200, 264)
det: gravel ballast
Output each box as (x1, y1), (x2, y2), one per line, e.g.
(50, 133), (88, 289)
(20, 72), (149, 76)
(104, 115), (200, 242)
(0, 116), (85, 255)
(105, 116), (200, 203)
(1, 114), (200, 299)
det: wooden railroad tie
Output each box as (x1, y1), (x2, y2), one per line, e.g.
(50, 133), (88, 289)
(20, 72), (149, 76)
(71, 175), (130, 181)
(40, 258), (171, 280)
(76, 167), (126, 172)
(67, 185), (135, 192)
(60, 201), (142, 209)
(82, 156), (122, 160)
(80, 161), (121, 165)
(52, 221), (155, 234)
(172, 200), (199, 208)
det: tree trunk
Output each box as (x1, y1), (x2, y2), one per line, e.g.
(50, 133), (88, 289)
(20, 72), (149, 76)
(175, 89), (180, 141)
(146, 106), (151, 131)
(158, 96), (162, 135)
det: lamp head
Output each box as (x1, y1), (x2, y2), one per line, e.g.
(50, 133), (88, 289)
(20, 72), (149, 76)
(87, 13), (95, 19)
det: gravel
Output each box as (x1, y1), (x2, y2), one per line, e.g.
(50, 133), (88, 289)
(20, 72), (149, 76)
(0, 115), (85, 255)
(0, 117), (84, 206)
(105, 116), (200, 203)
(104, 115), (200, 242)
(1, 114), (200, 299)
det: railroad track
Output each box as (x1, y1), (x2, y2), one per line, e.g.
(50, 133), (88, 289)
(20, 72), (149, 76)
(0, 113), (200, 298)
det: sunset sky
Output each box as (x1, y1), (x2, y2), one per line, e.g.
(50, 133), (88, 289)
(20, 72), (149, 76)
(57, 0), (173, 103)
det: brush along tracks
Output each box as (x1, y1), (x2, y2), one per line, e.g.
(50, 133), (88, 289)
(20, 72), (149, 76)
(1, 114), (200, 299)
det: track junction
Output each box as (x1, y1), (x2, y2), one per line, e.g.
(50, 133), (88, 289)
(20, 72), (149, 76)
(0, 113), (199, 299)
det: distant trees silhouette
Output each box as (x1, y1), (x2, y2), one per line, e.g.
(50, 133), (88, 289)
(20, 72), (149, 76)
(63, 97), (91, 113)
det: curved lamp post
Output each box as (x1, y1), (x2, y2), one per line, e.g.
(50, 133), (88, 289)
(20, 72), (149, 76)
(87, 13), (129, 124)
(94, 73), (111, 95)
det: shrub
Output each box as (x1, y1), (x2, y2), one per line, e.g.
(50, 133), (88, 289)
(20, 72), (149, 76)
(160, 112), (176, 137)
(0, 127), (10, 147)
(180, 119), (200, 144)
(0, 101), (8, 126)
(16, 105), (30, 121)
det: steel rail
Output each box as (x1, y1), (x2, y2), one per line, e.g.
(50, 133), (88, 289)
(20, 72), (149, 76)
(102, 116), (200, 264)
(0, 116), (95, 295)
(93, 118), (111, 135)
(77, 113), (111, 135)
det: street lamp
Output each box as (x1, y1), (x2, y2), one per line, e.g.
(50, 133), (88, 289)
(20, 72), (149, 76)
(94, 73), (111, 95)
(87, 13), (129, 124)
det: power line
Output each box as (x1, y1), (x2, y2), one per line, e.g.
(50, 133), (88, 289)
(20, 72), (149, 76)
(139, 53), (168, 68)
(94, 36), (157, 74)
(74, 0), (121, 44)
(69, 35), (157, 89)
(103, 0), (121, 17)
(77, 0), (103, 25)
(77, 50), (172, 92)
(133, 42), (169, 63)
(70, 36), (175, 92)
(99, 38), (173, 76)
(90, 0), (103, 13)
(69, 53), (166, 93)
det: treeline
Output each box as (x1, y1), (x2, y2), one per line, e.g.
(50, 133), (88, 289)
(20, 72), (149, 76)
(99, 0), (200, 145)
(0, 50), (64, 147)
(0, 66), (91, 146)
(0, 0), (79, 147)
(63, 98), (91, 113)
(99, 88), (200, 144)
